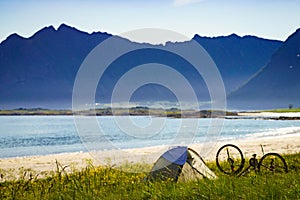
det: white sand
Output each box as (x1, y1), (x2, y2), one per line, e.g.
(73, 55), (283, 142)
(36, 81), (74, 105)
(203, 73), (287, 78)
(238, 112), (300, 118)
(1, 132), (300, 181)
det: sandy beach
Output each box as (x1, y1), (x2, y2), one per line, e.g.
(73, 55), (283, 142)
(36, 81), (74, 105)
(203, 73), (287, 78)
(1, 131), (300, 181)
(237, 112), (300, 118)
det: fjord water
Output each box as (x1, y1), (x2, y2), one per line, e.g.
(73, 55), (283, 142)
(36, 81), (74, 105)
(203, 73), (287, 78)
(1, 116), (300, 158)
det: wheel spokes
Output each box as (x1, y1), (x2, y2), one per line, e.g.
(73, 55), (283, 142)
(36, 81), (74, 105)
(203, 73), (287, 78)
(216, 144), (245, 175)
(258, 153), (288, 173)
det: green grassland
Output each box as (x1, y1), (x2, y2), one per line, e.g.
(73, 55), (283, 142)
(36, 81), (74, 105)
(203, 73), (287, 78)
(265, 108), (300, 113)
(0, 108), (73, 115)
(1, 152), (299, 199)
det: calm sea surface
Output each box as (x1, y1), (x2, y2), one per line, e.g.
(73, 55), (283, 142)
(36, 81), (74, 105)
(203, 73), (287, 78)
(1, 116), (300, 158)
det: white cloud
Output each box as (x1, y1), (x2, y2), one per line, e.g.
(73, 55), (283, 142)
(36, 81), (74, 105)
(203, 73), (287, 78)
(173, 0), (205, 6)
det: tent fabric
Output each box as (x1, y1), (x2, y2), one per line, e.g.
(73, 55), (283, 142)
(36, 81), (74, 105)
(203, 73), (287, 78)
(178, 159), (202, 182)
(148, 156), (182, 181)
(147, 146), (217, 182)
(187, 148), (217, 180)
(161, 146), (188, 165)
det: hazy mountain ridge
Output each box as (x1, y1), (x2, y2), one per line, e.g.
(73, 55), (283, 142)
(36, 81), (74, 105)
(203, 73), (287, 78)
(193, 34), (282, 92)
(228, 28), (300, 109)
(0, 24), (284, 109)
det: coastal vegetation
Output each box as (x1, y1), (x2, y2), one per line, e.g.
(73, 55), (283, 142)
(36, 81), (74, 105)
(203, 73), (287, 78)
(0, 107), (232, 118)
(266, 108), (300, 113)
(0, 152), (299, 199)
(2, 107), (300, 120)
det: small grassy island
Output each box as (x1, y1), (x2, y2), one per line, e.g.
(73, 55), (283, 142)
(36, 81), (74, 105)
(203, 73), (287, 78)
(1, 107), (300, 120)
(0, 107), (235, 118)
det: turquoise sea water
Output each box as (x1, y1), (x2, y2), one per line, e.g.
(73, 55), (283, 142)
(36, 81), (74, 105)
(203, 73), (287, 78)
(1, 116), (300, 158)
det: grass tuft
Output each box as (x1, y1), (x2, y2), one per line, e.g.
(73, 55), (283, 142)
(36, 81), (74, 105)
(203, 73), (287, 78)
(0, 152), (299, 199)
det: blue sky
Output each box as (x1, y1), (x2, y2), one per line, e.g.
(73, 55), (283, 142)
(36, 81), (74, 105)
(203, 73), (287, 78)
(1, 0), (300, 43)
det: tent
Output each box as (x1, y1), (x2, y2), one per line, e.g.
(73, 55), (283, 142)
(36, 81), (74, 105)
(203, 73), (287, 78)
(147, 146), (217, 182)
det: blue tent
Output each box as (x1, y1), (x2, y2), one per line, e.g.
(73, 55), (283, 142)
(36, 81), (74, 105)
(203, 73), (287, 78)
(148, 146), (217, 182)
(162, 146), (188, 165)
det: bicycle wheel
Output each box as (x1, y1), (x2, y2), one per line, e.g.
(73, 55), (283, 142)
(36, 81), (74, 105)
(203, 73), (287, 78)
(216, 144), (245, 175)
(258, 153), (288, 174)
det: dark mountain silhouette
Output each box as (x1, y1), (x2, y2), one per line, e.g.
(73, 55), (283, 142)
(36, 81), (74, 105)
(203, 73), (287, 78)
(0, 24), (282, 109)
(0, 24), (111, 108)
(228, 28), (300, 110)
(193, 34), (282, 92)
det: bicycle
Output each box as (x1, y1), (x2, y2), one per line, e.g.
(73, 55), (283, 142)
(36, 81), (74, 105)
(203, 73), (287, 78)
(215, 144), (288, 176)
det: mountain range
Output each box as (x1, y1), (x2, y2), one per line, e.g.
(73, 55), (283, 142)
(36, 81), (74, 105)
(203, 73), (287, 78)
(228, 28), (300, 110)
(1, 24), (298, 110)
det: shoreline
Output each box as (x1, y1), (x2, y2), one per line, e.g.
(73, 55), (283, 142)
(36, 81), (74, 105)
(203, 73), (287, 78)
(1, 133), (300, 181)
(0, 108), (230, 118)
(1, 108), (300, 120)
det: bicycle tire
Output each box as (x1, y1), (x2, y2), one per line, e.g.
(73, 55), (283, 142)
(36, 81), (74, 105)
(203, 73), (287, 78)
(258, 152), (288, 173)
(216, 144), (245, 175)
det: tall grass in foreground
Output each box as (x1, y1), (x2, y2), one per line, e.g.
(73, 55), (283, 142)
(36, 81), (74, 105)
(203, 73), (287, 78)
(0, 153), (299, 200)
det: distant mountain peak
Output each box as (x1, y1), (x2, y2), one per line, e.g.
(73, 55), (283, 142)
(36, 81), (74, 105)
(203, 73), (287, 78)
(227, 33), (241, 38)
(39, 25), (56, 32)
(284, 27), (300, 42)
(5, 33), (24, 40)
(0, 33), (25, 45)
(37, 24), (75, 33)
(193, 33), (282, 42)
(57, 23), (70, 29)
(29, 25), (56, 39)
(193, 33), (244, 40)
(57, 23), (79, 32)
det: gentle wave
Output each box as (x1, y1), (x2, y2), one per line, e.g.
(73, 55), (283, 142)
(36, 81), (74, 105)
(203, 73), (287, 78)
(246, 126), (300, 138)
